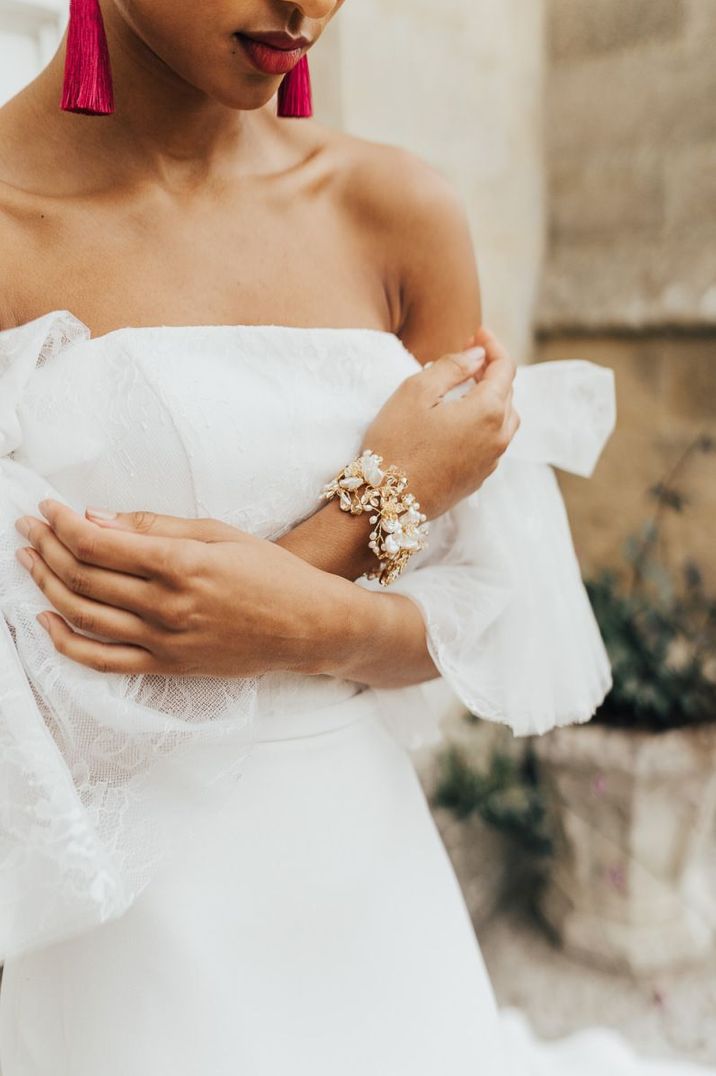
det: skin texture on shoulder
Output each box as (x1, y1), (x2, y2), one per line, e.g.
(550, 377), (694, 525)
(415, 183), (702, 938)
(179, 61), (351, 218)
(331, 134), (483, 362)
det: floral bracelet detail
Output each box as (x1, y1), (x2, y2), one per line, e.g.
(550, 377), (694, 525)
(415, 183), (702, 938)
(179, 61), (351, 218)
(321, 449), (430, 586)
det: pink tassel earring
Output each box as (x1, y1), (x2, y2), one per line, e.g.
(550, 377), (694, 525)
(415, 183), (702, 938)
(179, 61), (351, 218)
(61, 0), (114, 115)
(277, 56), (313, 118)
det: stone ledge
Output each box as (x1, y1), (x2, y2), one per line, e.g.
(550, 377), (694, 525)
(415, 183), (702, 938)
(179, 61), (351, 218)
(537, 234), (716, 335)
(537, 324), (716, 340)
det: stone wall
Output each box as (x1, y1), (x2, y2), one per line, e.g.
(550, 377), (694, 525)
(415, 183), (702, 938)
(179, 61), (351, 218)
(540, 0), (716, 332)
(539, 333), (716, 588)
(537, 0), (716, 589)
(312, 0), (547, 363)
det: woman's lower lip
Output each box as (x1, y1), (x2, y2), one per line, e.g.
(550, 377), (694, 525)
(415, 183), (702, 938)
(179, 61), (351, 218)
(237, 36), (305, 75)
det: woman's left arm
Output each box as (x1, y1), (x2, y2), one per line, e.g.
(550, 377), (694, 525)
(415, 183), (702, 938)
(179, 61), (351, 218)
(17, 500), (435, 688)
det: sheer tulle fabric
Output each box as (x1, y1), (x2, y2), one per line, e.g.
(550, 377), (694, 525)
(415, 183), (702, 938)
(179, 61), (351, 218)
(367, 359), (617, 747)
(0, 311), (615, 960)
(0, 318), (257, 960)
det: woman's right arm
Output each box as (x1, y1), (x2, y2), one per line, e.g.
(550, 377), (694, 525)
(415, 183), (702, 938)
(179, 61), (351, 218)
(279, 142), (519, 578)
(277, 328), (518, 579)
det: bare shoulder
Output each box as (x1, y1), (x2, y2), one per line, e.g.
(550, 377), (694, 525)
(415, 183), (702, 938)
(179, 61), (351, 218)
(336, 135), (469, 238)
(318, 128), (482, 361)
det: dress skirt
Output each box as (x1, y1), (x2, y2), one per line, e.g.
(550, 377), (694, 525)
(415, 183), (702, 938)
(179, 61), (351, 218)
(0, 689), (512, 1075)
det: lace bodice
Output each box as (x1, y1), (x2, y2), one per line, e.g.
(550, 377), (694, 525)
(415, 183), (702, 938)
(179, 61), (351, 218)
(5, 316), (418, 531)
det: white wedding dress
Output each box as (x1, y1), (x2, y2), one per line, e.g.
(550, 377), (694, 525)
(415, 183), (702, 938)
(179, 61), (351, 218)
(0, 312), (711, 1074)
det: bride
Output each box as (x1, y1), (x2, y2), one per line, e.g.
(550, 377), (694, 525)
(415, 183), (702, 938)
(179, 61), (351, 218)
(0, 2), (710, 1073)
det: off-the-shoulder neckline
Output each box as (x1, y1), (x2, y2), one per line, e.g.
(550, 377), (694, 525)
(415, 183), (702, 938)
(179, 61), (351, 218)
(1, 309), (406, 346)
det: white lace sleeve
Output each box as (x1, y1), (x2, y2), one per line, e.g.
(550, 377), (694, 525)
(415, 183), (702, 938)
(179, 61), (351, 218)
(363, 360), (617, 747)
(0, 314), (256, 960)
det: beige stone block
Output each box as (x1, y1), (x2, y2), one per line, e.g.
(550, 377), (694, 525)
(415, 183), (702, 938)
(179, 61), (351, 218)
(539, 237), (663, 332)
(550, 150), (665, 241)
(651, 227), (716, 326)
(549, 0), (687, 64)
(547, 44), (716, 162)
(540, 226), (716, 332)
(684, 0), (716, 45)
(665, 145), (716, 233)
(661, 337), (716, 421)
(334, 0), (547, 361)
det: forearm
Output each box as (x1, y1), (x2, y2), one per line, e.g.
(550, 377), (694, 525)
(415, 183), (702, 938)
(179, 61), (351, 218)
(278, 473), (439, 686)
(307, 571), (439, 688)
(277, 499), (376, 580)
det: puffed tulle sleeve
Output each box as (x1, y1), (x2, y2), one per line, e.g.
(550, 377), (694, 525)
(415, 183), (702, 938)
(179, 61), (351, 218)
(0, 313), (255, 961)
(363, 359), (617, 748)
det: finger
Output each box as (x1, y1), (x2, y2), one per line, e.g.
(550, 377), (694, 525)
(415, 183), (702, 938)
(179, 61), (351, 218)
(37, 610), (159, 675)
(17, 517), (155, 617)
(18, 546), (150, 644)
(472, 326), (512, 368)
(418, 346), (486, 399)
(495, 404), (521, 451)
(468, 330), (516, 399)
(37, 499), (182, 580)
(506, 405), (522, 439)
(461, 368), (514, 410)
(85, 507), (242, 544)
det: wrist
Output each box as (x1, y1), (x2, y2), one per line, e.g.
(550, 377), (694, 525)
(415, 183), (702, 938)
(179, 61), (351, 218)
(277, 498), (375, 579)
(322, 450), (430, 588)
(303, 573), (430, 688)
(293, 569), (377, 680)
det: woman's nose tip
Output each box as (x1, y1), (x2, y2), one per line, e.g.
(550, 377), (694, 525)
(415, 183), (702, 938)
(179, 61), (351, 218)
(287, 0), (338, 22)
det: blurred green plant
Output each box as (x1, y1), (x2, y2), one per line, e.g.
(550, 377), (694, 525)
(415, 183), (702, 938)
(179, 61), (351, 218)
(436, 435), (716, 842)
(587, 433), (716, 732)
(434, 746), (552, 855)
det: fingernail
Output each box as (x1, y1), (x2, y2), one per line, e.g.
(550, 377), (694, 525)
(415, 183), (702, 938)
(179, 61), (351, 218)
(38, 499), (52, 515)
(460, 347), (486, 370)
(86, 507), (117, 521)
(36, 612), (50, 632)
(15, 517), (31, 538)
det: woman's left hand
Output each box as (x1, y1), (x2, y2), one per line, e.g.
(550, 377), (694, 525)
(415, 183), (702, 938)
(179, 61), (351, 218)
(14, 501), (349, 677)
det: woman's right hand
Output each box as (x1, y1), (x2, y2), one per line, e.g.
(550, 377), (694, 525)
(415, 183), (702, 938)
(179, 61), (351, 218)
(361, 327), (520, 519)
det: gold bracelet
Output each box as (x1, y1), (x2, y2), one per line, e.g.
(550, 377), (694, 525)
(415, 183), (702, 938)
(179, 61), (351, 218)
(321, 450), (430, 586)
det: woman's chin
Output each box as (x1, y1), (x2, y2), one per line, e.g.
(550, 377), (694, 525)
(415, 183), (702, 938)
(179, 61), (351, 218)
(205, 72), (282, 114)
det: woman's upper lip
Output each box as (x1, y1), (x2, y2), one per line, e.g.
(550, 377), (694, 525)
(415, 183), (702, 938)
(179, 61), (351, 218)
(239, 31), (312, 52)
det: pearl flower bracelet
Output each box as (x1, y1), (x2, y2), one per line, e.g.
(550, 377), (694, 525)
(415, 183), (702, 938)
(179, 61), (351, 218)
(321, 449), (430, 586)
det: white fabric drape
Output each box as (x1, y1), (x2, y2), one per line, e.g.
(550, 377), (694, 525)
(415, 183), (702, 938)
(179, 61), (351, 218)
(1, 311), (615, 960)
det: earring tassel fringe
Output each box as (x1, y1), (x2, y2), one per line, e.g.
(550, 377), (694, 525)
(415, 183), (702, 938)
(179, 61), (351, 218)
(277, 56), (313, 119)
(61, 0), (114, 116)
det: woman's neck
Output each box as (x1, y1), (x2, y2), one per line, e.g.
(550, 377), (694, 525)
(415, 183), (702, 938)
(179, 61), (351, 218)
(13, 16), (287, 194)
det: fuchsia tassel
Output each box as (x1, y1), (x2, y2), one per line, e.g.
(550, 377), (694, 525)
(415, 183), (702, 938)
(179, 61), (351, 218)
(61, 0), (114, 115)
(277, 56), (313, 118)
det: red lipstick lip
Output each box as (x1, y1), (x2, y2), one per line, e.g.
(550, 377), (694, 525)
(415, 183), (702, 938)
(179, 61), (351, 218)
(235, 31), (311, 75)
